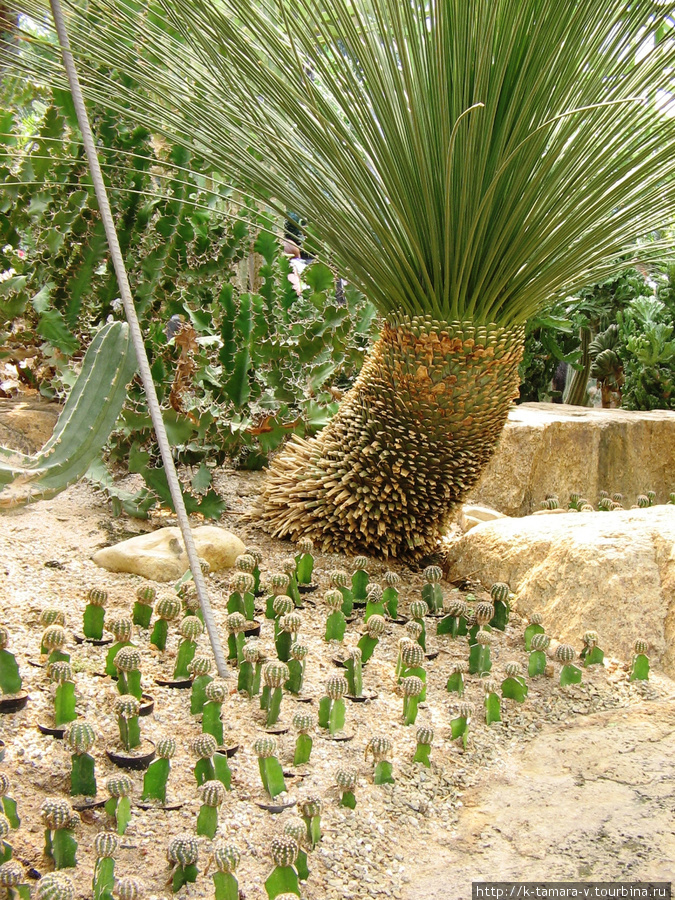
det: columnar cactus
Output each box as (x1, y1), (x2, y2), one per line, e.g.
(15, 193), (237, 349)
(330, 568), (354, 616)
(228, 571), (256, 621)
(446, 660), (468, 696)
(105, 617), (134, 677)
(93, 831), (118, 900)
(133, 586), (156, 629)
(281, 557), (301, 607)
(188, 655), (213, 714)
(253, 736), (286, 799)
(114, 647), (143, 700)
(298, 796), (323, 848)
(212, 842), (240, 900)
(50, 661), (76, 726)
(0, 814), (11, 865)
(149, 596), (181, 652)
(173, 615), (204, 679)
(83, 588), (108, 641)
(364, 583), (385, 622)
(400, 676), (424, 725)
(351, 556), (370, 602)
(294, 537), (315, 586)
(524, 612), (545, 651)
(226, 612), (248, 665)
(65, 722), (97, 797)
(41, 625), (69, 665)
(167, 835), (199, 892)
(197, 780), (226, 839)
(469, 629), (493, 675)
(421, 565), (444, 614)
(141, 737), (177, 804)
(0, 859), (28, 900)
(344, 646), (364, 697)
(335, 766), (357, 808)
(192, 734), (231, 789)
(556, 643), (582, 685)
(357, 614), (386, 664)
(202, 677), (228, 745)
(265, 574), (291, 619)
(318, 674), (349, 734)
(244, 546), (263, 593)
(238, 639), (263, 698)
(40, 798), (78, 869)
(413, 725), (434, 766)
(275, 613), (301, 663)
(580, 630), (605, 667)
(105, 774), (132, 835)
(36, 873), (75, 900)
(286, 642), (308, 695)
(528, 632), (551, 677)
(483, 678), (502, 724)
(0, 627), (21, 697)
(630, 639), (650, 681)
(501, 661), (528, 702)
(450, 701), (474, 749)
(261, 662), (289, 727)
(0, 775), (19, 829)
(489, 582), (511, 630)
(365, 735), (394, 785)
(114, 694), (141, 752)
(265, 835), (300, 900)
(382, 570), (401, 619)
(323, 589), (346, 642)
(292, 712), (316, 766)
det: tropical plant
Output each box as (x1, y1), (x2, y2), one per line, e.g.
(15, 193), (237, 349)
(14, 0), (675, 556)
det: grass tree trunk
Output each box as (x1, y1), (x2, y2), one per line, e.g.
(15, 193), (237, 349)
(258, 315), (523, 559)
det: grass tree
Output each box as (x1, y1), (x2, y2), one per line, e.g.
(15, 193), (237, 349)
(20, 0), (675, 557)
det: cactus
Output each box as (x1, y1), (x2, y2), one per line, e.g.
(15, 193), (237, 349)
(357, 614), (386, 664)
(202, 678), (227, 745)
(469, 629), (493, 675)
(408, 600), (428, 650)
(323, 589), (346, 642)
(114, 694), (141, 752)
(344, 647), (364, 697)
(294, 537), (315, 586)
(399, 641), (426, 692)
(261, 662), (289, 727)
(36, 873), (75, 900)
(65, 722), (97, 797)
(400, 675), (424, 725)
(501, 661), (528, 702)
(265, 835), (299, 899)
(238, 640), (263, 697)
(245, 546), (263, 593)
(286, 642), (308, 695)
(50, 661), (77, 727)
(630, 639), (650, 681)
(115, 877), (143, 900)
(528, 632), (551, 676)
(364, 583), (385, 622)
(413, 725), (434, 766)
(483, 678), (502, 724)
(524, 613), (545, 651)
(292, 712), (315, 766)
(105, 617), (134, 676)
(212, 843), (240, 900)
(556, 644), (582, 685)
(489, 582), (511, 631)
(82, 588), (108, 641)
(0, 775), (19, 829)
(0, 815), (11, 865)
(446, 661), (468, 696)
(351, 556), (370, 601)
(141, 737), (177, 804)
(437, 596), (469, 637)
(227, 571), (256, 621)
(668, 492), (675, 505)
(450, 702), (474, 749)
(173, 615), (204, 679)
(318, 674), (348, 734)
(132, 586), (156, 629)
(382, 570), (401, 619)
(40, 798), (78, 869)
(281, 557), (302, 607)
(335, 766), (357, 808)
(114, 647), (143, 700)
(265, 574), (290, 619)
(41, 625), (69, 665)
(366, 735), (394, 785)
(253, 736), (286, 799)
(104, 774), (132, 835)
(188, 655), (213, 714)
(421, 565), (444, 613)
(192, 734), (231, 789)
(275, 612), (301, 663)
(647, 490), (656, 506)
(93, 832), (118, 900)
(39, 609), (65, 653)
(167, 835), (199, 892)
(580, 630), (605, 667)
(0, 627), (22, 696)
(0, 323), (137, 509)
(330, 568), (354, 616)
(149, 596), (181, 651)
(226, 612), (248, 664)
(0, 859), (29, 900)
(197, 780), (226, 839)
(298, 796), (323, 849)
(282, 820), (309, 881)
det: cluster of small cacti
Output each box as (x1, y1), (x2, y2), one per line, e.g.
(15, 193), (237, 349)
(541, 488), (664, 512)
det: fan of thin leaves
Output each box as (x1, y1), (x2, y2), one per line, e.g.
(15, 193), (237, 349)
(14, 0), (675, 325)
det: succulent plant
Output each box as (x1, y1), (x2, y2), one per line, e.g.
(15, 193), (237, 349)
(335, 766), (358, 808)
(275, 612), (302, 663)
(408, 599), (428, 650)
(351, 556), (370, 602)
(167, 835), (199, 893)
(501, 662), (528, 702)
(37, 873), (75, 900)
(0, 627), (22, 697)
(556, 643), (582, 686)
(105, 617), (135, 677)
(436, 595), (469, 638)
(668, 492), (675, 505)
(450, 701), (474, 749)
(0, 775), (19, 830)
(357, 613), (386, 664)
(0, 858), (28, 900)
(132, 585), (157, 629)
(253, 736), (286, 799)
(188, 655), (214, 714)
(192, 733), (231, 790)
(282, 819), (310, 880)
(212, 842), (240, 900)
(482, 678), (502, 724)
(172, 614), (204, 679)
(41, 624), (69, 665)
(469, 628), (493, 676)
(0, 814), (11, 865)
(488, 582), (511, 630)
(413, 725), (434, 766)
(49, 660), (77, 727)
(40, 798), (78, 869)
(380, 570), (400, 618)
(580, 630), (605, 667)
(630, 639), (650, 681)
(238, 638), (263, 698)
(149, 595), (182, 651)
(260, 661), (289, 727)
(92, 832), (118, 900)
(65, 722), (97, 797)
(104, 774), (132, 835)
(82, 587), (108, 640)
(400, 675), (424, 725)
(196, 780), (226, 839)
(114, 647), (143, 700)
(528, 631), (551, 676)
(523, 612), (545, 650)
(245, 546), (264, 591)
(365, 735), (394, 785)
(285, 642), (308, 695)
(474, 601), (495, 627)
(228, 570), (256, 621)
(364, 582), (385, 622)
(141, 736), (177, 805)
(446, 660), (468, 696)
(329, 568), (354, 616)
(298, 796), (323, 848)
(647, 490), (656, 506)
(114, 694), (142, 753)
(318, 674), (349, 735)
(201, 675), (228, 745)
(265, 835), (300, 900)
(421, 564), (444, 614)
(225, 611), (248, 665)
(266, 574), (291, 618)
(322, 589), (346, 643)
(344, 646), (364, 697)
(292, 711), (316, 766)
(598, 496), (614, 511)
(39, 609), (66, 654)
(294, 537), (315, 587)
(114, 878), (143, 900)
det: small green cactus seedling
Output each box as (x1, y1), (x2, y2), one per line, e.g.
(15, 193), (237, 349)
(364, 583), (385, 622)
(436, 596), (468, 637)
(335, 766), (357, 808)
(41, 625), (69, 664)
(413, 725), (434, 767)
(105, 618), (134, 677)
(226, 612), (248, 664)
(238, 640), (263, 697)
(283, 819), (310, 881)
(598, 496), (614, 511)
(501, 662), (528, 702)
(197, 780), (226, 839)
(253, 736), (286, 799)
(351, 556), (370, 602)
(294, 537), (315, 586)
(668, 492), (675, 505)
(330, 568), (354, 616)
(489, 582), (511, 631)
(568, 492), (581, 510)
(344, 646), (364, 697)
(92, 831), (118, 900)
(40, 798), (78, 869)
(556, 644), (582, 685)
(235, 553), (257, 575)
(228, 571), (256, 621)
(541, 495), (559, 510)
(141, 737), (177, 804)
(299, 796), (323, 849)
(0, 775), (19, 829)
(281, 557), (302, 607)
(446, 661), (468, 696)
(0, 627), (22, 696)
(114, 647), (143, 700)
(421, 565), (444, 614)
(265, 835), (300, 900)
(469, 629), (493, 675)
(188, 656), (213, 714)
(173, 615), (204, 679)
(271, 596), (295, 660)
(580, 631), (605, 667)
(528, 632), (551, 677)
(0, 858), (29, 900)
(261, 662), (289, 727)
(647, 490), (656, 506)
(0, 814), (12, 864)
(629, 639), (650, 681)
(192, 734), (231, 790)
(450, 702), (474, 749)
(212, 843), (240, 900)
(483, 679), (502, 724)
(36, 872), (75, 900)
(167, 835), (199, 893)
(408, 600), (428, 650)
(65, 722), (97, 797)
(318, 674), (348, 734)
(323, 590), (346, 642)
(357, 614), (386, 664)
(382, 570), (401, 618)
(132, 585), (156, 629)
(202, 677), (227, 744)
(105, 774), (132, 835)
(366, 735), (394, 785)
(265, 574), (291, 619)
(286, 642), (308, 695)
(149, 596), (181, 652)
(275, 612), (301, 664)
(245, 546), (263, 593)
(469, 601), (494, 638)
(39, 609), (65, 654)
(114, 876), (143, 900)
(395, 638), (414, 680)
(82, 588), (108, 640)
(399, 641), (426, 697)
(114, 694), (141, 752)
(292, 712), (316, 766)
(400, 676), (424, 725)
(50, 661), (77, 727)
(524, 613), (545, 651)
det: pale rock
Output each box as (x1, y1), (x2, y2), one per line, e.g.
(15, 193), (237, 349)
(92, 525), (246, 581)
(444, 505), (675, 677)
(459, 504), (507, 532)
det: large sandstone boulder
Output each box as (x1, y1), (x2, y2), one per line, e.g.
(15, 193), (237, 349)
(444, 505), (675, 677)
(470, 403), (675, 516)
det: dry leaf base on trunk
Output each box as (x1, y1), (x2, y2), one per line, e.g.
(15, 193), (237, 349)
(256, 315), (524, 559)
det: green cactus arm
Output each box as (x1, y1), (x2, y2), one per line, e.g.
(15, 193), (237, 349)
(0, 323), (137, 508)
